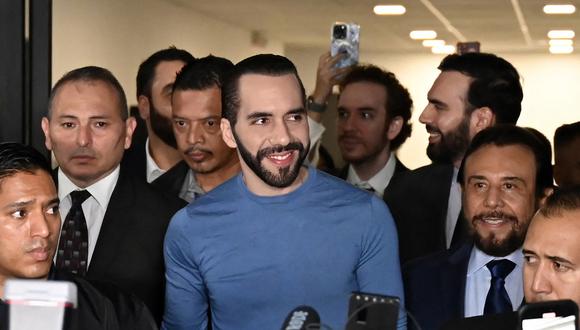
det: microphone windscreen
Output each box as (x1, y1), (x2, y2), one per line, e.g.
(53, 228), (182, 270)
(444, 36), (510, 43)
(281, 305), (321, 330)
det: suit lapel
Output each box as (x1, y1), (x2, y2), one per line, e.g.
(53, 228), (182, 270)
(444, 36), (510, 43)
(442, 243), (473, 318)
(87, 172), (135, 277)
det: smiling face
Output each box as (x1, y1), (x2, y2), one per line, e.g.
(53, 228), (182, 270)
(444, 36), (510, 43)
(420, 71), (473, 165)
(523, 210), (580, 307)
(0, 170), (61, 292)
(172, 87), (238, 174)
(42, 80), (135, 188)
(462, 144), (538, 256)
(337, 81), (391, 166)
(221, 73), (309, 195)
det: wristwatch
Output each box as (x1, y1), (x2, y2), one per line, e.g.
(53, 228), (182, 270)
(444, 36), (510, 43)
(307, 96), (327, 113)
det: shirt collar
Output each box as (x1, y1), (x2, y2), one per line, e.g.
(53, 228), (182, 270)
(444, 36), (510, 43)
(467, 245), (524, 276)
(58, 165), (120, 210)
(145, 138), (166, 183)
(347, 152), (397, 195)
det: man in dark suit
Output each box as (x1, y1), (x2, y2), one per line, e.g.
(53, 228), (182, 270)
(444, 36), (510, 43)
(307, 54), (414, 197)
(404, 126), (554, 330)
(0, 142), (156, 330)
(122, 47), (194, 185)
(41, 66), (184, 325)
(384, 52), (524, 263)
(155, 55), (240, 202)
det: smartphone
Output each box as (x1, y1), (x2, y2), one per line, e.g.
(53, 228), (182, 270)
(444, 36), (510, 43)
(457, 41), (481, 54)
(518, 300), (579, 330)
(346, 292), (400, 330)
(330, 22), (360, 68)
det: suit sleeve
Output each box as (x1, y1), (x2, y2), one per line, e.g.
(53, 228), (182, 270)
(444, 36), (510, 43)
(356, 197), (407, 329)
(162, 211), (208, 330)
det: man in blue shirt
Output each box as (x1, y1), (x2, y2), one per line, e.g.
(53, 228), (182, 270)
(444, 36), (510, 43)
(162, 54), (405, 330)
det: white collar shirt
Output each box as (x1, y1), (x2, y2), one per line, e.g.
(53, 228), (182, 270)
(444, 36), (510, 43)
(346, 152), (396, 198)
(145, 138), (166, 183)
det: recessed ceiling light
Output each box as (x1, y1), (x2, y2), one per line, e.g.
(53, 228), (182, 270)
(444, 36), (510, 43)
(549, 39), (574, 46)
(422, 40), (446, 47)
(431, 45), (455, 54)
(373, 5), (406, 15)
(543, 4), (576, 14)
(410, 30), (437, 40)
(548, 30), (575, 39)
(549, 45), (574, 54)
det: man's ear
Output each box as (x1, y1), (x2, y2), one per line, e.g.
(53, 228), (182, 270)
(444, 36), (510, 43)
(137, 95), (150, 121)
(221, 118), (237, 149)
(469, 106), (495, 137)
(386, 116), (403, 141)
(41, 117), (53, 151)
(124, 117), (137, 149)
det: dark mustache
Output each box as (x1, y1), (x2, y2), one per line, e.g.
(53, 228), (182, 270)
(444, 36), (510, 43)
(425, 125), (442, 134)
(185, 146), (213, 156)
(257, 142), (303, 162)
(473, 211), (518, 222)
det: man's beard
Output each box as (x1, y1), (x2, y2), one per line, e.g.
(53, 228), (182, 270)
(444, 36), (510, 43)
(233, 130), (309, 188)
(426, 115), (470, 164)
(470, 210), (526, 257)
(149, 102), (177, 148)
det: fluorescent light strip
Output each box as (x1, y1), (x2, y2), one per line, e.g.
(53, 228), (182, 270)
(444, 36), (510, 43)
(418, 0), (466, 41)
(549, 45), (574, 54)
(373, 5), (406, 15)
(548, 30), (575, 39)
(543, 5), (576, 14)
(410, 30), (437, 40)
(510, 0), (533, 46)
(422, 39), (445, 47)
(549, 39), (573, 46)
(431, 45), (455, 54)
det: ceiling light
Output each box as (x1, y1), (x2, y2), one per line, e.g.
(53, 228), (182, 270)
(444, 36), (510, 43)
(543, 4), (576, 14)
(422, 39), (445, 47)
(549, 39), (573, 46)
(373, 5), (406, 15)
(410, 30), (437, 40)
(431, 45), (456, 54)
(549, 45), (574, 54)
(548, 30), (575, 39)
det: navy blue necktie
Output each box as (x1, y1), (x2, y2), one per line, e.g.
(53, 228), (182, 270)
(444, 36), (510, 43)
(56, 190), (91, 275)
(484, 259), (516, 314)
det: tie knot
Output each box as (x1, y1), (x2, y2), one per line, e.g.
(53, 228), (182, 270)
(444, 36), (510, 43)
(487, 259), (515, 280)
(355, 182), (374, 192)
(70, 190), (91, 206)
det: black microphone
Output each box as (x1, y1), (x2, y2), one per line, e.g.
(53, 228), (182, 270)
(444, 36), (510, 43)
(281, 305), (321, 330)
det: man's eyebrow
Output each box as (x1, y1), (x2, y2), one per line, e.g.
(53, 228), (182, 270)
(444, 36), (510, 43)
(286, 108), (306, 115)
(428, 98), (447, 108)
(3, 200), (34, 209)
(502, 176), (526, 185)
(467, 175), (487, 182)
(522, 249), (537, 255)
(547, 255), (575, 266)
(246, 112), (272, 120)
(47, 197), (60, 206)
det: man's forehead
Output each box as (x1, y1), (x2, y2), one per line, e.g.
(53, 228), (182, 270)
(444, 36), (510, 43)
(52, 80), (123, 118)
(526, 212), (580, 252)
(238, 73), (302, 107)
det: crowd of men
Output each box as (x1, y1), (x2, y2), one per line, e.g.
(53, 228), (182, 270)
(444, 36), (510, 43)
(0, 46), (579, 330)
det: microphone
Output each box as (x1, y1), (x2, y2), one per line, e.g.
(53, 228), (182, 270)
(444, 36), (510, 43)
(3, 279), (77, 330)
(281, 305), (321, 330)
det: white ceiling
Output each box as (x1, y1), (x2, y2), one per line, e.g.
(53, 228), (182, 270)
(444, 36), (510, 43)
(168, 0), (580, 53)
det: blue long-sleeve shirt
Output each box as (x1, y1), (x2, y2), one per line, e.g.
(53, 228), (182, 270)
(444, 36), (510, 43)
(162, 167), (405, 329)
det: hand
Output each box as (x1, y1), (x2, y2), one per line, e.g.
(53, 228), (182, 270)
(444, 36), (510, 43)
(311, 52), (352, 104)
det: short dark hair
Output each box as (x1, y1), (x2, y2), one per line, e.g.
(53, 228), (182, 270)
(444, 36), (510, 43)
(554, 121), (580, 149)
(339, 65), (413, 150)
(173, 55), (233, 93)
(136, 46), (194, 99)
(539, 185), (580, 218)
(222, 54), (306, 126)
(0, 142), (52, 186)
(458, 125), (553, 198)
(438, 52), (523, 125)
(48, 66), (129, 120)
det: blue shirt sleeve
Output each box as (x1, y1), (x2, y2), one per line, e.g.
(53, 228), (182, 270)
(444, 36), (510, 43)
(356, 197), (407, 329)
(162, 211), (208, 330)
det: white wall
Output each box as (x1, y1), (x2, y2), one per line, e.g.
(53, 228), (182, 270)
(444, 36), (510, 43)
(287, 46), (580, 169)
(52, 0), (284, 104)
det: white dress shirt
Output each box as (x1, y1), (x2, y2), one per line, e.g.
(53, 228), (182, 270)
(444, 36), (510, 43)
(145, 138), (166, 183)
(57, 166), (120, 265)
(464, 246), (524, 317)
(346, 152), (397, 198)
(445, 168), (462, 248)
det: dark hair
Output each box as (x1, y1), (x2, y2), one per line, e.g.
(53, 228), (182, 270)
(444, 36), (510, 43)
(438, 52), (523, 125)
(48, 66), (129, 120)
(554, 121), (580, 149)
(0, 142), (52, 185)
(173, 55), (233, 93)
(339, 65), (413, 150)
(458, 125), (553, 198)
(136, 46), (194, 98)
(222, 54), (306, 126)
(539, 185), (580, 218)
